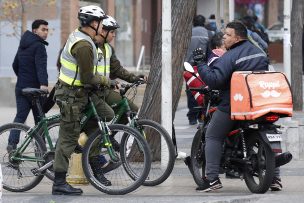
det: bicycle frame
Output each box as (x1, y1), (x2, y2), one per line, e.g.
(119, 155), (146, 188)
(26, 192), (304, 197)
(111, 96), (136, 125)
(11, 93), (119, 164)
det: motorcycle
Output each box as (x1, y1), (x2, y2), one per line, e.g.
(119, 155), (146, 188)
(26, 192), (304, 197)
(183, 62), (292, 194)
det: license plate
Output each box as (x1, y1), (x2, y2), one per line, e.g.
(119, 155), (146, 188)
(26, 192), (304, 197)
(266, 134), (282, 142)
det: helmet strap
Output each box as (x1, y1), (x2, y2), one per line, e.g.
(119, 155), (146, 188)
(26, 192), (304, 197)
(100, 30), (109, 42)
(104, 31), (110, 41)
(89, 20), (101, 36)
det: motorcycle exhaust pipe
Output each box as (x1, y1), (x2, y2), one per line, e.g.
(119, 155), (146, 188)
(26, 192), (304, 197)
(275, 151), (292, 168)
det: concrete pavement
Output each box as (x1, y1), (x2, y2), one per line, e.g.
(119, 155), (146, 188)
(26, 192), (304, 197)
(1, 63), (304, 202)
(1, 97), (304, 203)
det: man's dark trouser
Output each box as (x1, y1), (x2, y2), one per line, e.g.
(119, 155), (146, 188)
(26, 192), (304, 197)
(186, 87), (200, 123)
(205, 109), (280, 180)
(8, 87), (41, 146)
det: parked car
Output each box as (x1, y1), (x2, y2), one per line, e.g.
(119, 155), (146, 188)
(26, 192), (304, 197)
(265, 22), (284, 42)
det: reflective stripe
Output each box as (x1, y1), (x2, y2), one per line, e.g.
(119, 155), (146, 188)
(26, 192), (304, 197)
(235, 53), (266, 65)
(60, 57), (77, 71)
(96, 43), (112, 78)
(187, 76), (196, 86)
(59, 71), (83, 86)
(194, 92), (200, 100)
(59, 29), (97, 86)
(186, 73), (200, 86)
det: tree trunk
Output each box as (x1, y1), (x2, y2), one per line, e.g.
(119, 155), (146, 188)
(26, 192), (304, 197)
(291, 0), (303, 111)
(21, 0), (27, 35)
(138, 0), (197, 160)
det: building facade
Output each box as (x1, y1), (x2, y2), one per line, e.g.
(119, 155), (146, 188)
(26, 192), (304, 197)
(0, 0), (285, 82)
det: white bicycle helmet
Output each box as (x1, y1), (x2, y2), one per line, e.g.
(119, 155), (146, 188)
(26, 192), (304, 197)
(102, 16), (120, 30)
(78, 5), (107, 26)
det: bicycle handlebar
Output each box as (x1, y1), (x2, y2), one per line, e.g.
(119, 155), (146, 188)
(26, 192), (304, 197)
(119, 79), (146, 97)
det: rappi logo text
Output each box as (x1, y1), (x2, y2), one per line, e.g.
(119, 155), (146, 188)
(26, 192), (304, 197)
(259, 81), (280, 89)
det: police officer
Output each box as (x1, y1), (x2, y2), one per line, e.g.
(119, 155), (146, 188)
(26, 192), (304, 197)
(93, 15), (147, 124)
(88, 16), (147, 152)
(52, 5), (110, 195)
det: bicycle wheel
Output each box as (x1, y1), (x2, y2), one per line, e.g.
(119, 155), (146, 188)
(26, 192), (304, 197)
(82, 124), (151, 195)
(40, 119), (60, 181)
(0, 123), (47, 192)
(136, 119), (175, 186)
(190, 128), (206, 186)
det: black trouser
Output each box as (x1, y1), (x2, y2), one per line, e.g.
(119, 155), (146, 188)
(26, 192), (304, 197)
(186, 87), (200, 122)
(205, 109), (280, 180)
(8, 87), (41, 146)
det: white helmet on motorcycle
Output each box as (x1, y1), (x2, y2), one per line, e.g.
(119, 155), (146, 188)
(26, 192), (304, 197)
(102, 16), (120, 31)
(78, 5), (107, 26)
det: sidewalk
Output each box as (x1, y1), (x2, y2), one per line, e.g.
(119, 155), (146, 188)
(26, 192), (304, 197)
(1, 63), (304, 202)
(1, 97), (304, 203)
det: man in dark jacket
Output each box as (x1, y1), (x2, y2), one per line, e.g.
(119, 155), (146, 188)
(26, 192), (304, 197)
(195, 21), (270, 192)
(7, 19), (49, 152)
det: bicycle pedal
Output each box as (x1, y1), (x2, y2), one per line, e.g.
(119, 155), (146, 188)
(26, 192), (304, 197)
(31, 168), (40, 176)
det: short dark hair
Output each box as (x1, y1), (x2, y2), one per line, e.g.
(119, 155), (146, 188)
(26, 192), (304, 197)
(210, 32), (224, 50)
(226, 21), (248, 39)
(209, 14), (215, 20)
(193, 15), (205, 27)
(32, 19), (48, 30)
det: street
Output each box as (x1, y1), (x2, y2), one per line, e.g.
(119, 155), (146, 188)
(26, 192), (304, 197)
(1, 101), (304, 203)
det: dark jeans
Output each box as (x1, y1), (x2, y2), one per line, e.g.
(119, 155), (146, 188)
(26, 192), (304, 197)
(8, 87), (41, 146)
(186, 88), (200, 122)
(205, 109), (280, 180)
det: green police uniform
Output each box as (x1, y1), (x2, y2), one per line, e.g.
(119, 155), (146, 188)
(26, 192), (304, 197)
(96, 42), (139, 124)
(54, 29), (110, 173)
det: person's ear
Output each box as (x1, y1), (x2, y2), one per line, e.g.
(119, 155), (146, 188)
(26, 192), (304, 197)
(235, 35), (241, 42)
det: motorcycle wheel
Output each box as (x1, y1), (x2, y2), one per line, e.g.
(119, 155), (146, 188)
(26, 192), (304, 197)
(244, 133), (275, 193)
(190, 128), (206, 186)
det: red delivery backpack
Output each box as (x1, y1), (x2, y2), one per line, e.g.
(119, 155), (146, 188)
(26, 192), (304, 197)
(230, 71), (293, 120)
(183, 65), (206, 106)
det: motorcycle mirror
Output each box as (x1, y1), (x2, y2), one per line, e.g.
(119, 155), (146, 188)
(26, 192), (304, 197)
(184, 62), (195, 73)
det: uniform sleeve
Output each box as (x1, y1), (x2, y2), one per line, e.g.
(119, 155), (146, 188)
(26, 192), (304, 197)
(109, 46), (137, 82)
(35, 44), (48, 86)
(197, 54), (233, 90)
(71, 41), (110, 86)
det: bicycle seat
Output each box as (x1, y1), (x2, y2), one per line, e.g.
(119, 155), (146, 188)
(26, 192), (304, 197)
(22, 88), (48, 97)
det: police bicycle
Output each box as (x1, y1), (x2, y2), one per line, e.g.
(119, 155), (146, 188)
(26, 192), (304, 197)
(0, 86), (151, 195)
(30, 80), (176, 187)
(110, 80), (175, 186)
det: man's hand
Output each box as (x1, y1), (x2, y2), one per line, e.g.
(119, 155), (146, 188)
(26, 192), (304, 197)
(192, 48), (206, 65)
(110, 80), (119, 89)
(40, 85), (48, 92)
(135, 74), (148, 82)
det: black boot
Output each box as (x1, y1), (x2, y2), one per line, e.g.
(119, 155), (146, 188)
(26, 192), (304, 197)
(52, 172), (83, 195)
(90, 157), (112, 186)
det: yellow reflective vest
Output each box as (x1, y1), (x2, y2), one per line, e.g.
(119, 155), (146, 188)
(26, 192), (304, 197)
(59, 29), (98, 86)
(96, 43), (112, 78)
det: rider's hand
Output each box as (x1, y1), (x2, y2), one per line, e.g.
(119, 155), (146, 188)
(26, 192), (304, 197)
(192, 48), (206, 65)
(110, 80), (119, 89)
(135, 74), (148, 82)
(40, 85), (48, 92)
